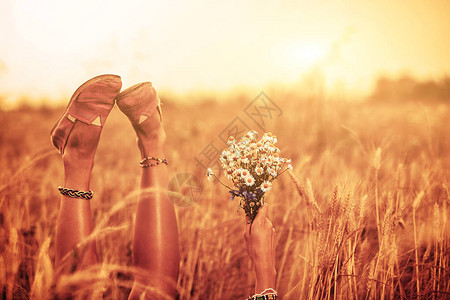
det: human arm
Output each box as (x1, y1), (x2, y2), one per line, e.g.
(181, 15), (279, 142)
(244, 204), (277, 296)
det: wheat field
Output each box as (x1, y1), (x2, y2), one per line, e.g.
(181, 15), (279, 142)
(0, 93), (449, 299)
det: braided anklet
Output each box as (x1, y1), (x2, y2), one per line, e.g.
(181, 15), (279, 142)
(247, 288), (278, 300)
(139, 156), (168, 168)
(58, 186), (93, 200)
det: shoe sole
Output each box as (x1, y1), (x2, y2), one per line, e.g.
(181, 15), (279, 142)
(116, 82), (162, 125)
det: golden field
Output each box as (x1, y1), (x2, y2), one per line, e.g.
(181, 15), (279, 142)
(0, 93), (449, 299)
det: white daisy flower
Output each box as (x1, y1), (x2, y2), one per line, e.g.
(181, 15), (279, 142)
(234, 168), (243, 177)
(255, 167), (264, 175)
(240, 169), (250, 178)
(244, 175), (255, 186)
(260, 181), (272, 192)
(239, 137), (251, 145)
(268, 168), (277, 177)
(206, 168), (214, 181)
(227, 136), (235, 145)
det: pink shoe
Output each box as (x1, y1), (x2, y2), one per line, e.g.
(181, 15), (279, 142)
(50, 74), (122, 154)
(115, 82), (162, 126)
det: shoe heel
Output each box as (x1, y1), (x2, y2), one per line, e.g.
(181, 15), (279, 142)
(51, 116), (76, 154)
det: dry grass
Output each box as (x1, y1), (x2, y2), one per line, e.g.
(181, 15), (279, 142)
(0, 95), (449, 299)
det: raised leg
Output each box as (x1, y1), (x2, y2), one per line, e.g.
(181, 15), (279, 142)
(55, 121), (101, 274)
(128, 111), (180, 299)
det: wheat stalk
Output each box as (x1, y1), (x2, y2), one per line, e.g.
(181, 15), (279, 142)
(412, 190), (424, 298)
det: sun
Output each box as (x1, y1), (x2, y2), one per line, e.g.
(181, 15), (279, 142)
(284, 41), (328, 68)
(299, 44), (327, 63)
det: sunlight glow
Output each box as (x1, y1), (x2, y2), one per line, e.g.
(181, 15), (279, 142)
(0, 0), (449, 103)
(288, 42), (328, 67)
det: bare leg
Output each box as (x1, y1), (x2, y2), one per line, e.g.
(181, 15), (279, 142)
(129, 112), (180, 299)
(55, 121), (101, 274)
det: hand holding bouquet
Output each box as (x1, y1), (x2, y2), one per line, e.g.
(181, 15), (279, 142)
(207, 130), (292, 222)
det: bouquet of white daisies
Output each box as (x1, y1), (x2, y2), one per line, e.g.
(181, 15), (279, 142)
(207, 130), (292, 222)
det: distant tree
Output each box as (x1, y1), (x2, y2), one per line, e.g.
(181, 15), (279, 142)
(369, 75), (450, 102)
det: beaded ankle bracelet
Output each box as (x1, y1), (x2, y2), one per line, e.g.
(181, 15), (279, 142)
(247, 288), (278, 300)
(58, 186), (93, 200)
(139, 156), (168, 168)
(247, 295), (277, 300)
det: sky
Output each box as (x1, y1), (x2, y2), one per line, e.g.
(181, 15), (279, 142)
(0, 0), (449, 104)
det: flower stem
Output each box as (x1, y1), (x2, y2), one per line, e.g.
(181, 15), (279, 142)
(211, 174), (233, 190)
